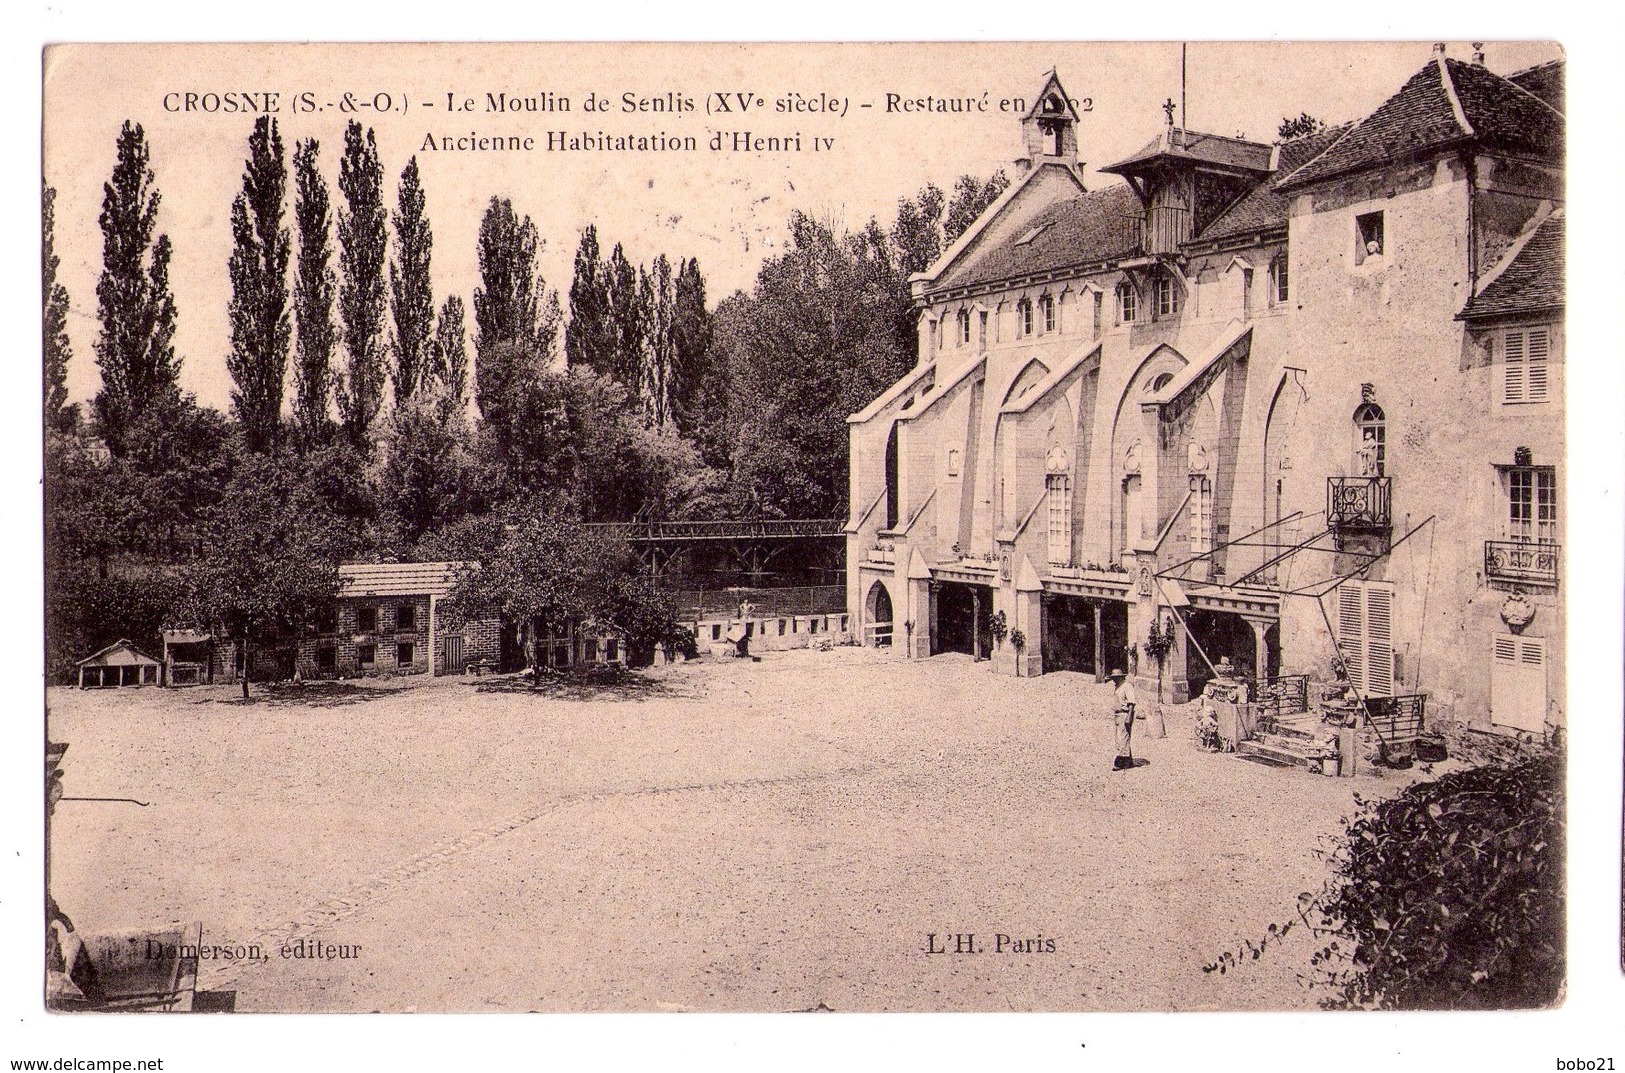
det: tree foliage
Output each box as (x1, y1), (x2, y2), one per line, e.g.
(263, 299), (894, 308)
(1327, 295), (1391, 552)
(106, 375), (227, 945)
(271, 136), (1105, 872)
(225, 116), (292, 453)
(336, 121), (388, 449)
(292, 138), (337, 446)
(564, 224), (614, 375)
(94, 121), (180, 456)
(44, 181), (76, 434)
(1277, 112), (1328, 141)
(180, 454), (347, 697)
(433, 294), (469, 411)
(389, 156), (435, 406)
(1205, 751), (1564, 1010)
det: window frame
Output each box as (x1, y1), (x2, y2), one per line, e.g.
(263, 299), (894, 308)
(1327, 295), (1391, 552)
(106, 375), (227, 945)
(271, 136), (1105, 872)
(1045, 472), (1072, 565)
(1116, 282), (1137, 324)
(1503, 464), (1558, 544)
(1154, 274), (1179, 318)
(356, 606), (377, 634)
(1039, 293), (1056, 334)
(1270, 254), (1289, 304)
(1355, 211), (1385, 264)
(1017, 297), (1034, 337)
(1500, 325), (1552, 405)
(396, 641), (415, 666)
(397, 603), (417, 632)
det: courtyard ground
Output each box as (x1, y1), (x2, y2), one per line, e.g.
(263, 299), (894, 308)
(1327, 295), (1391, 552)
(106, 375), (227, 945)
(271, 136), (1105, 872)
(48, 646), (1423, 1012)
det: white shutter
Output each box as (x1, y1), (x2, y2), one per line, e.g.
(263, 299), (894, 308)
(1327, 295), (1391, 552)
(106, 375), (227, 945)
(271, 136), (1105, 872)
(1337, 582), (1394, 697)
(1337, 584), (1366, 693)
(1525, 327), (1550, 403)
(1364, 586), (1393, 696)
(1502, 330), (1526, 404)
(1491, 633), (1546, 733)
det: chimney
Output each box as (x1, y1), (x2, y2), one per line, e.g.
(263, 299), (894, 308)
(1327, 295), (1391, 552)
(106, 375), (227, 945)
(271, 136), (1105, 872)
(1432, 42), (1447, 56)
(1472, 42), (1486, 65)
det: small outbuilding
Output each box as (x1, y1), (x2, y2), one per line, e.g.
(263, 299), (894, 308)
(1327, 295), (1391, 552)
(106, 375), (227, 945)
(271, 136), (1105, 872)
(76, 640), (163, 689)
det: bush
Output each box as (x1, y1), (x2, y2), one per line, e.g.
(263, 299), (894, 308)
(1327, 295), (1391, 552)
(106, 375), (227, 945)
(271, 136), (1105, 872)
(1206, 750), (1564, 1009)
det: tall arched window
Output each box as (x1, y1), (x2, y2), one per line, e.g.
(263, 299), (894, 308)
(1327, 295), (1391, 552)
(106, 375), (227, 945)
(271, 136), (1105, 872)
(1353, 402), (1386, 477)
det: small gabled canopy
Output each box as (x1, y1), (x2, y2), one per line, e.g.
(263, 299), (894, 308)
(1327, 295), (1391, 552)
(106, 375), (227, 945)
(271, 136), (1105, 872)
(1023, 70), (1082, 124)
(76, 639), (162, 668)
(1101, 128), (1273, 181)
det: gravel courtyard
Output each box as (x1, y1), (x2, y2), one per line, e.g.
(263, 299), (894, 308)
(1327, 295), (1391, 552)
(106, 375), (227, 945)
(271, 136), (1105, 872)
(47, 647), (1406, 1012)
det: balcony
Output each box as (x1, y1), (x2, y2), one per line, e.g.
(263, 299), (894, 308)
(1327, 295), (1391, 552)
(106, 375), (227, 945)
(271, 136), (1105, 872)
(1484, 540), (1560, 587)
(1327, 476), (1391, 530)
(1116, 206), (1190, 258)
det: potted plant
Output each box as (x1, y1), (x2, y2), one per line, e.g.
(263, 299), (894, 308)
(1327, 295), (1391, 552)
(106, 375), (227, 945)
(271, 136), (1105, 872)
(1009, 628), (1027, 677)
(1143, 615), (1175, 703)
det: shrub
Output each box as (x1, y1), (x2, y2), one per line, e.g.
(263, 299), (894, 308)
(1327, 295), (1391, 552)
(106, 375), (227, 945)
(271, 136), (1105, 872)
(1206, 750), (1564, 1009)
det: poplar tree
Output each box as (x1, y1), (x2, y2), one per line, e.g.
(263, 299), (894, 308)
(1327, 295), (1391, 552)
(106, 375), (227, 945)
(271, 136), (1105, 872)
(226, 116), (292, 453)
(336, 121), (388, 449)
(433, 294), (468, 410)
(668, 256), (713, 441)
(638, 254), (675, 428)
(292, 138), (336, 444)
(43, 181), (75, 433)
(93, 121), (180, 455)
(605, 242), (643, 394)
(565, 224), (614, 375)
(389, 156), (435, 406)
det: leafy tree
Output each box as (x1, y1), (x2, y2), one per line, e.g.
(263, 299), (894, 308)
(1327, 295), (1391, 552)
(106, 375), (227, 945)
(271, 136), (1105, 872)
(433, 294), (469, 411)
(292, 138), (337, 446)
(564, 224), (615, 375)
(638, 254), (676, 427)
(375, 385), (480, 546)
(583, 565), (681, 668)
(605, 242), (644, 394)
(890, 182), (946, 279)
(667, 257), (713, 442)
(717, 211), (912, 518)
(43, 181), (76, 434)
(181, 454), (346, 698)
(225, 116), (292, 453)
(473, 196), (543, 362)
(389, 156), (435, 406)
(1277, 112), (1327, 141)
(943, 169), (1009, 246)
(336, 121), (388, 449)
(93, 121), (180, 456)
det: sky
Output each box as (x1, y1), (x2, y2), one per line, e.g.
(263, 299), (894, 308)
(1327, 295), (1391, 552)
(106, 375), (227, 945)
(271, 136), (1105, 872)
(44, 40), (1562, 413)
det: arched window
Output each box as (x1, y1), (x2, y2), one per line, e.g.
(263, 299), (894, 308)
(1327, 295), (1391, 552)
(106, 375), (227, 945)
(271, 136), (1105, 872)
(1353, 402), (1385, 477)
(1116, 282), (1137, 324)
(1045, 446), (1072, 566)
(1189, 476), (1213, 553)
(1148, 372), (1174, 394)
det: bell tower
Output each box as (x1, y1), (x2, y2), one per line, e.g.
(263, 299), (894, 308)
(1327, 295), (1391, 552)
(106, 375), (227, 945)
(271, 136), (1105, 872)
(1017, 70), (1081, 172)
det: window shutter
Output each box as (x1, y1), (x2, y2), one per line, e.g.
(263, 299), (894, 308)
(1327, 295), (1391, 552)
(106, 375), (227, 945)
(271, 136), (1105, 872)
(1337, 584), (1366, 693)
(1525, 327), (1550, 403)
(1491, 633), (1546, 733)
(1364, 585), (1393, 696)
(1503, 330), (1526, 403)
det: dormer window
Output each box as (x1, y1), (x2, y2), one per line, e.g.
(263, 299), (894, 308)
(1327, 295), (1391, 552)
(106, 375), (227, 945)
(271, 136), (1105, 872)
(1039, 294), (1056, 334)
(1017, 297), (1034, 337)
(1116, 282), (1137, 324)
(957, 309), (971, 346)
(1356, 212), (1384, 264)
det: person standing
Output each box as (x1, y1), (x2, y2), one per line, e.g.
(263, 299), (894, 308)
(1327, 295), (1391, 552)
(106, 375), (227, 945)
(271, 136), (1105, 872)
(1110, 670), (1139, 771)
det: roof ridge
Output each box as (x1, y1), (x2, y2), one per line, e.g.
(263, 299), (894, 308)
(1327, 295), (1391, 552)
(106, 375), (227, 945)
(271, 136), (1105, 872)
(1468, 55), (1567, 120)
(1274, 111), (1368, 188)
(1437, 56), (1476, 139)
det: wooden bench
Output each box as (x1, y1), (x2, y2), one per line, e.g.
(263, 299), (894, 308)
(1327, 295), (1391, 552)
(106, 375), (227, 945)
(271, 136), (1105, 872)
(1362, 694), (1427, 763)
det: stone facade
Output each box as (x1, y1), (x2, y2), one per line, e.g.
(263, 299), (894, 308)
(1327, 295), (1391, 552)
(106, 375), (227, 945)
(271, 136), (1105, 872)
(847, 57), (1564, 734)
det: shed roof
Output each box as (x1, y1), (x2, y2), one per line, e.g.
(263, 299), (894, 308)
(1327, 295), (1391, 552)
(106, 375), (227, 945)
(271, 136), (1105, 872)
(76, 640), (162, 668)
(338, 561), (471, 599)
(1458, 210), (1564, 321)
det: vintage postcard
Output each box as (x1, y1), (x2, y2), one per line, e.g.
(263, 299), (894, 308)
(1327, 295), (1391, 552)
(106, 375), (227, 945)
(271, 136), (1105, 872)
(32, 34), (1596, 1053)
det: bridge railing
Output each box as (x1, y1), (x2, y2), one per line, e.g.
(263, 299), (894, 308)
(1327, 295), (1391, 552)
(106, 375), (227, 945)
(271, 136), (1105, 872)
(668, 585), (847, 621)
(585, 518), (846, 541)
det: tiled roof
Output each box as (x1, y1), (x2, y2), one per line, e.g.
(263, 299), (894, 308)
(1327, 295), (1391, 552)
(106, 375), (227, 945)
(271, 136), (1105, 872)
(1508, 60), (1563, 114)
(1102, 128), (1273, 176)
(1279, 57), (1563, 189)
(77, 639), (162, 667)
(927, 181), (1141, 295)
(1191, 123), (1352, 244)
(1458, 211), (1564, 320)
(339, 561), (471, 598)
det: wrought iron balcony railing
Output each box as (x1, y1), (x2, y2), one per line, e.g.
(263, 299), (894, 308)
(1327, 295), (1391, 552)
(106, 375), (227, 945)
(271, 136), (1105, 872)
(1327, 476), (1392, 529)
(1484, 540), (1560, 586)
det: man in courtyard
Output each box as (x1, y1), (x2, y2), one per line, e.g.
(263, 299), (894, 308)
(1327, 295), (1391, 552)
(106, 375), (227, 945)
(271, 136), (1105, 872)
(1111, 670), (1138, 771)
